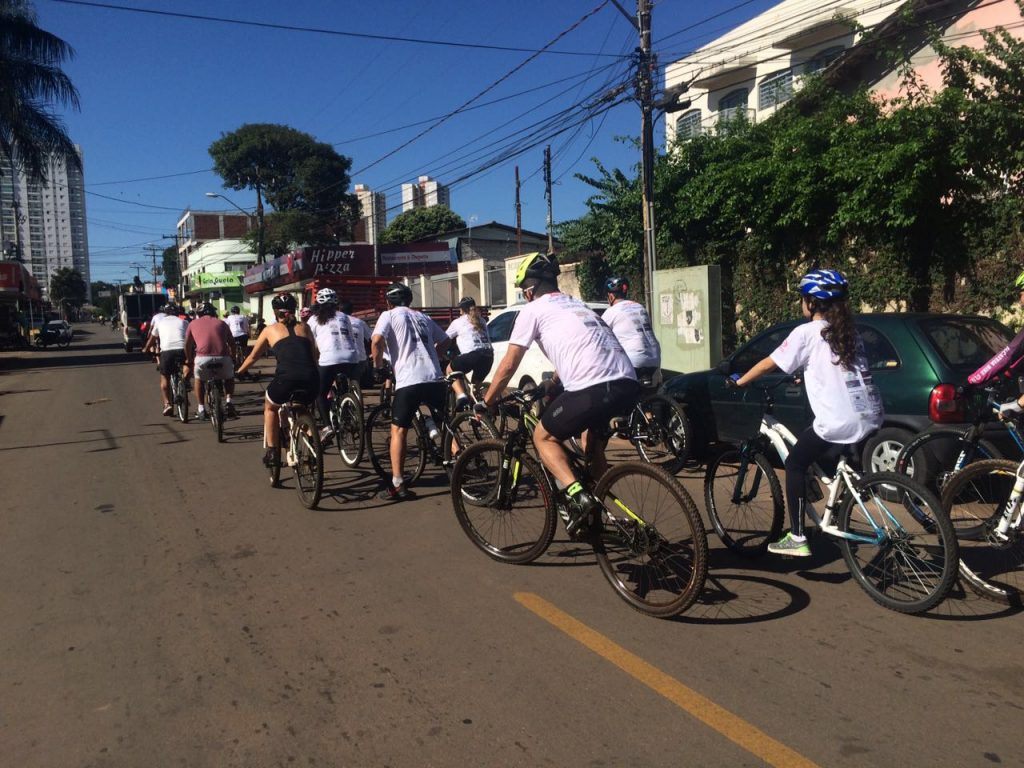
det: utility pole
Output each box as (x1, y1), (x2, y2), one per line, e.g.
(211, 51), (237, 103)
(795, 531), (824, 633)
(543, 145), (554, 253)
(255, 174), (267, 322)
(515, 166), (522, 256)
(144, 244), (161, 290)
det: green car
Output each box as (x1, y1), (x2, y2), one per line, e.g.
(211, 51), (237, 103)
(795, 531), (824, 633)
(662, 313), (1013, 471)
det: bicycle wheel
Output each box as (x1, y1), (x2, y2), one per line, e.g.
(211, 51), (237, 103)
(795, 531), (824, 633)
(173, 374), (189, 423)
(591, 462), (708, 618)
(630, 394), (692, 474)
(450, 440), (557, 564)
(333, 394), (365, 467)
(366, 405), (426, 485)
(292, 413), (323, 509)
(443, 412), (498, 480)
(940, 459), (1024, 605)
(895, 427), (1000, 496)
(837, 472), (957, 614)
(704, 448), (784, 556)
(267, 428), (284, 488)
(209, 385), (224, 442)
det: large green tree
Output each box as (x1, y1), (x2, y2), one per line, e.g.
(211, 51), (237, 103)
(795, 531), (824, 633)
(209, 123), (359, 256)
(89, 280), (116, 316)
(379, 205), (465, 245)
(161, 245), (179, 288)
(0, 0), (80, 181)
(49, 266), (85, 307)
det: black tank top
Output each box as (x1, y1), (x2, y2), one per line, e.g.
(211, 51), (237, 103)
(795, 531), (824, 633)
(272, 322), (315, 379)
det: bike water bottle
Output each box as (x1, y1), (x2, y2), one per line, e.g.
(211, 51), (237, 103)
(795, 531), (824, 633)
(424, 415), (440, 441)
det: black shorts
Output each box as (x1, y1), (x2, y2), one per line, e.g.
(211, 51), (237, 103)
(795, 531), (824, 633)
(266, 374), (319, 407)
(450, 349), (494, 384)
(158, 349), (186, 376)
(319, 362), (362, 396)
(233, 335), (248, 348)
(540, 379), (640, 442)
(391, 381), (446, 429)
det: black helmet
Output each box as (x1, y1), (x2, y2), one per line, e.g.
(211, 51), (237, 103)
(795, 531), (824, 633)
(197, 302), (218, 317)
(514, 252), (560, 288)
(230, 305), (240, 314)
(605, 276), (629, 297)
(160, 303), (177, 314)
(385, 283), (413, 307)
(272, 293), (297, 312)
(457, 296), (476, 310)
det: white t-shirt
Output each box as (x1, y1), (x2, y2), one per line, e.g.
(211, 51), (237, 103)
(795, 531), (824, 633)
(509, 293), (636, 392)
(372, 306), (447, 390)
(770, 320), (884, 444)
(150, 313), (188, 351)
(602, 299), (661, 369)
(446, 314), (492, 354)
(225, 314), (249, 337)
(307, 311), (360, 366)
(350, 316), (370, 362)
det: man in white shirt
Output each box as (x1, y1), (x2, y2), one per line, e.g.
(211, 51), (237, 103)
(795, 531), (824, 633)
(142, 303), (190, 416)
(341, 300), (371, 392)
(479, 253), (639, 538)
(225, 306), (250, 366)
(371, 283), (452, 501)
(602, 276), (662, 387)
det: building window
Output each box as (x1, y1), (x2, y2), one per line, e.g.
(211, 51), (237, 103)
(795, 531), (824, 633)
(717, 88), (750, 131)
(674, 109), (702, 140)
(759, 70), (793, 109)
(806, 46), (845, 75)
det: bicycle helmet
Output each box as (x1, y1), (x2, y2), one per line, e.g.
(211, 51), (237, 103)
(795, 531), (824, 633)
(385, 282), (413, 306)
(605, 276), (629, 297)
(160, 303), (177, 314)
(198, 302), (217, 317)
(230, 305), (240, 314)
(514, 252), (560, 288)
(1015, 269), (1024, 290)
(271, 292), (297, 312)
(798, 269), (848, 300)
(316, 287), (338, 305)
(457, 296), (476, 310)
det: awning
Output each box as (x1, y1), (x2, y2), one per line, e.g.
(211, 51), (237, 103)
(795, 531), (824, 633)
(773, 11), (857, 50)
(691, 57), (757, 90)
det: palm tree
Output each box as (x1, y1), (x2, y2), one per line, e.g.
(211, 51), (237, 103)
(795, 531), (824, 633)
(0, 0), (80, 182)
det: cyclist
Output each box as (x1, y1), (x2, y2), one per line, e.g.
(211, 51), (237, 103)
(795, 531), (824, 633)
(733, 269), (884, 557)
(237, 293), (319, 468)
(445, 296), (493, 409)
(225, 305), (250, 367)
(184, 302), (237, 421)
(370, 282), (452, 501)
(602, 276), (662, 386)
(478, 252), (639, 537)
(341, 300), (371, 390)
(307, 288), (362, 444)
(142, 303), (189, 417)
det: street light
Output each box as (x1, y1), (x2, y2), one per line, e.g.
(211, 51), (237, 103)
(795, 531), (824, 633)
(206, 189), (266, 320)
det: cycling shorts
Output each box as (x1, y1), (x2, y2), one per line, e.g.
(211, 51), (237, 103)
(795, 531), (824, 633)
(319, 362), (363, 397)
(158, 349), (186, 376)
(391, 381), (446, 429)
(450, 349), (494, 384)
(232, 334), (248, 348)
(540, 378), (640, 442)
(195, 355), (234, 382)
(265, 374), (319, 407)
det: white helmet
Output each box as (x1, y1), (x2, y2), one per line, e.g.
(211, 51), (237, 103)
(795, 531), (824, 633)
(316, 287), (338, 305)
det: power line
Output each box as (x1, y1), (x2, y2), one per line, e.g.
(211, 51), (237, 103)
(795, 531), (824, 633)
(50, 0), (628, 58)
(88, 168), (212, 187)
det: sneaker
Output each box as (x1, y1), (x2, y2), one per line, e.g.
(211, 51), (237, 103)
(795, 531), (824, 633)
(319, 426), (334, 446)
(768, 532), (811, 557)
(262, 448), (279, 468)
(225, 402), (238, 419)
(162, 404), (173, 417)
(195, 409), (207, 420)
(455, 395), (471, 411)
(562, 486), (601, 539)
(378, 483), (416, 502)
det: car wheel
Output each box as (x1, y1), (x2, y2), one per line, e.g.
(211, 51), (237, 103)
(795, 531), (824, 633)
(862, 427), (913, 475)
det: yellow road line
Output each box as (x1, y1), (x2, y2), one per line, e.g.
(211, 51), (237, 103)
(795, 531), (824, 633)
(514, 592), (820, 768)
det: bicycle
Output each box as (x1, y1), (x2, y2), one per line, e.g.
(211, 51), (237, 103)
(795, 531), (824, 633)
(326, 370), (365, 467)
(449, 387), (708, 619)
(201, 366), (228, 443)
(168, 358), (190, 424)
(704, 377), (959, 614)
(366, 371), (498, 486)
(265, 390), (323, 509)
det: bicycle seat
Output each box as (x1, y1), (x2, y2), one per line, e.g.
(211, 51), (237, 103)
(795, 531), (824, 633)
(445, 371), (469, 383)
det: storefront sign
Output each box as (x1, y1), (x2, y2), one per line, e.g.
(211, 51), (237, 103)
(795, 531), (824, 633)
(379, 244), (454, 265)
(194, 272), (243, 289)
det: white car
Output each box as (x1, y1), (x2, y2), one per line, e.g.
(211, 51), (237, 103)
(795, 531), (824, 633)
(485, 302), (609, 389)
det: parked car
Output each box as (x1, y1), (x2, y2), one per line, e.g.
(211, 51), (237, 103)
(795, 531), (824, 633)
(662, 313), (1014, 471)
(484, 301), (609, 390)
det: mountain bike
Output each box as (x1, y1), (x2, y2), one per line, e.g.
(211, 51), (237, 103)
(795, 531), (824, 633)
(326, 370), (364, 467)
(366, 371), (497, 486)
(449, 387), (708, 619)
(704, 377), (958, 614)
(265, 390), (323, 509)
(168, 358), (190, 424)
(202, 366), (227, 443)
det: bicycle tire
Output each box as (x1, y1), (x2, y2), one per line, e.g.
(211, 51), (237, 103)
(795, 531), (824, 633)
(630, 394), (692, 474)
(366, 405), (426, 485)
(173, 374), (189, 424)
(334, 394), (365, 467)
(267, 432), (283, 488)
(443, 412), (498, 480)
(210, 385), (224, 442)
(940, 459), (1024, 606)
(292, 413), (323, 509)
(704, 448), (784, 556)
(590, 462), (708, 618)
(895, 427), (1001, 495)
(450, 440), (557, 564)
(837, 472), (957, 614)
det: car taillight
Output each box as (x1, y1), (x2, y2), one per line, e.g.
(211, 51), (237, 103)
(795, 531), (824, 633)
(930, 383), (965, 423)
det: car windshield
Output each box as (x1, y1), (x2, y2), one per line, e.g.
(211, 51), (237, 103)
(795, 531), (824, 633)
(918, 317), (1012, 371)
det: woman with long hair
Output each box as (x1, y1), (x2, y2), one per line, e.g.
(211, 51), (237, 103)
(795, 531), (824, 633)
(734, 269), (884, 556)
(306, 288), (361, 442)
(445, 296), (494, 407)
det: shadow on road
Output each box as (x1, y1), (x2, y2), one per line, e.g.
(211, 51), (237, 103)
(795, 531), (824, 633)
(678, 572), (812, 625)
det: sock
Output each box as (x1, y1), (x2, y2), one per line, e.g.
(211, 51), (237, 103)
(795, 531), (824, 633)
(456, 394), (469, 404)
(225, 396), (232, 403)
(566, 481), (584, 497)
(392, 476), (404, 488)
(790, 533), (807, 542)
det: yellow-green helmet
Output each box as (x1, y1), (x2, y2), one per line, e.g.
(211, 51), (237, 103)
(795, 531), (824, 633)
(1016, 269), (1024, 290)
(515, 252), (560, 288)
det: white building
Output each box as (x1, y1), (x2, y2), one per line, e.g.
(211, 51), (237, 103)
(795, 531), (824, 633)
(401, 175), (450, 213)
(355, 183), (387, 244)
(0, 145), (89, 300)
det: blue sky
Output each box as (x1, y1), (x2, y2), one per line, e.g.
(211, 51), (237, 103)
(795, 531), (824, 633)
(37, 0), (778, 283)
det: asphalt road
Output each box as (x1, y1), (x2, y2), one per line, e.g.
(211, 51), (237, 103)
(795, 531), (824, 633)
(1, 323), (1021, 768)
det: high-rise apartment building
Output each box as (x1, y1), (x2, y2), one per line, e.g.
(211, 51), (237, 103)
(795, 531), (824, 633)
(0, 145), (90, 301)
(401, 175), (450, 213)
(354, 183), (387, 244)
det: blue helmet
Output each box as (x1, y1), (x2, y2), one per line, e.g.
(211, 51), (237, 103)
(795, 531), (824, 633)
(798, 269), (848, 300)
